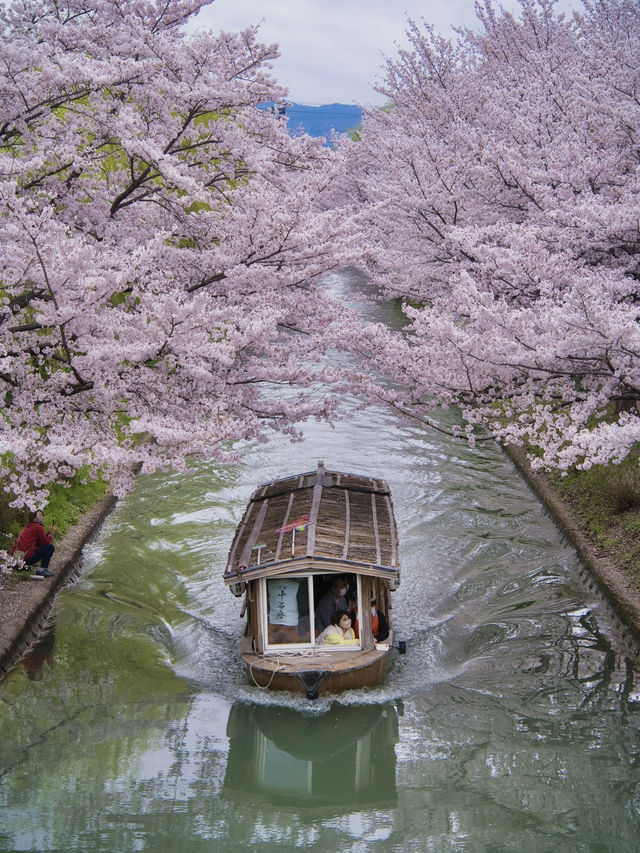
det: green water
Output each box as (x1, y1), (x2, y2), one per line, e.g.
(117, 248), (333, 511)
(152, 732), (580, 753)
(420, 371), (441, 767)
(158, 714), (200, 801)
(1, 271), (640, 852)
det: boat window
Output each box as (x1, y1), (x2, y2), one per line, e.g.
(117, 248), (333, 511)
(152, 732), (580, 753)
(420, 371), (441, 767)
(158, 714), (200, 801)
(261, 574), (361, 650)
(265, 576), (313, 646)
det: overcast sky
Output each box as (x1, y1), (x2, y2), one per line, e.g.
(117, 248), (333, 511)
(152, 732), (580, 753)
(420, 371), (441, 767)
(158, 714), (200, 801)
(191, 0), (578, 105)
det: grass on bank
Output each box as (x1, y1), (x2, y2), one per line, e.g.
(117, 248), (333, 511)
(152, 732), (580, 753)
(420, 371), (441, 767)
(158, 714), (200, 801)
(548, 454), (640, 587)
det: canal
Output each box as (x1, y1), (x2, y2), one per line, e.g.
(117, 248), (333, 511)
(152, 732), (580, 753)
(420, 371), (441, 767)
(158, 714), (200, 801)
(1, 270), (640, 852)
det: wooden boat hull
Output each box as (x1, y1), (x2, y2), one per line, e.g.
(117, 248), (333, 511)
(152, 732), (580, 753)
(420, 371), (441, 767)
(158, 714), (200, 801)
(240, 636), (389, 699)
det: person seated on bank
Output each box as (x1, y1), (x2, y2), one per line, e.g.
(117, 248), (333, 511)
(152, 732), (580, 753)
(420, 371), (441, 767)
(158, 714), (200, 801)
(315, 575), (349, 632)
(317, 610), (358, 646)
(11, 509), (56, 577)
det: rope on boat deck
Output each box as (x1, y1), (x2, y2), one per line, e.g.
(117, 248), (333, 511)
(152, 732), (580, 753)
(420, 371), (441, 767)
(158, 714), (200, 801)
(248, 657), (283, 689)
(264, 649), (343, 668)
(248, 649), (342, 689)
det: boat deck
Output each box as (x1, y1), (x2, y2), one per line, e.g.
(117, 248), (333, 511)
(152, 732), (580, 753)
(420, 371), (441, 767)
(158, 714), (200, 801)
(239, 636), (390, 673)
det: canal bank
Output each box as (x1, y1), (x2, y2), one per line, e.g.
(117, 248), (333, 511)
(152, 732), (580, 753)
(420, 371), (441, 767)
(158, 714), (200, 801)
(504, 445), (640, 651)
(0, 491), (116, 681)
(1, 444), (639, 683)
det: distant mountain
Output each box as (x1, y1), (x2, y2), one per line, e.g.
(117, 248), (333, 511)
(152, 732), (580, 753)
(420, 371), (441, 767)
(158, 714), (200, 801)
(260, 102), (362, 143)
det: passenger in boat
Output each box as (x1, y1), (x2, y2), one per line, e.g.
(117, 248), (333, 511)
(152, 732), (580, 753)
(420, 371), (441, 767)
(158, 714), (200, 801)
(351, 599), (389, 642)
(314, 575), (349, 632)
(371, 599), (389, 642)
(317, 610), (358, 646)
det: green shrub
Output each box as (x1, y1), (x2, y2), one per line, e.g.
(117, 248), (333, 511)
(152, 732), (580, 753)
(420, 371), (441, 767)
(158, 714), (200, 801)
(595, 467), (640, 515)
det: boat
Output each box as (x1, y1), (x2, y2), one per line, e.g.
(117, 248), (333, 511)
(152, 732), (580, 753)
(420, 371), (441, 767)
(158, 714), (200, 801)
(223, 460), (401, 698)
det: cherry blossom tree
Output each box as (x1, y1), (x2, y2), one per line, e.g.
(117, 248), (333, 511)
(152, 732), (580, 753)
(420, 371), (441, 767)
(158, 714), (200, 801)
(0, 0), (353, 504)
(342, 0), (640, 472)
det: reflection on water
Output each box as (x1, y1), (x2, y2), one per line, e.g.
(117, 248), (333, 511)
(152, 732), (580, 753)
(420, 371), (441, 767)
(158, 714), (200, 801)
(223, 703), (398, 811)
(1, 269), (640, 851)
(20, 629), (55, 682)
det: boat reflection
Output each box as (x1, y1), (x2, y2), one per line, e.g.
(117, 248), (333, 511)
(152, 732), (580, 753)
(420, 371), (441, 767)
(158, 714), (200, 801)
(223, 701), (399, 809)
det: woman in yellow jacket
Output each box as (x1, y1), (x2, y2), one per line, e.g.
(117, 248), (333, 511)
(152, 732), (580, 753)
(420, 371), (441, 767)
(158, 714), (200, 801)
(317, 610), (358, 646)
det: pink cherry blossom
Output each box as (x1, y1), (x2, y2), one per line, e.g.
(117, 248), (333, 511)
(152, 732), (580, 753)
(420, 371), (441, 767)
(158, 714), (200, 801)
(339, 0), (640, 471)
(0, 0), (353, 505)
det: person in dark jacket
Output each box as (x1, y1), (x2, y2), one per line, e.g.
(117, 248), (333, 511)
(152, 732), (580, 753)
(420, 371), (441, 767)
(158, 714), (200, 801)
(315, 575), (349, 632)
(11, 510), (56, 577)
